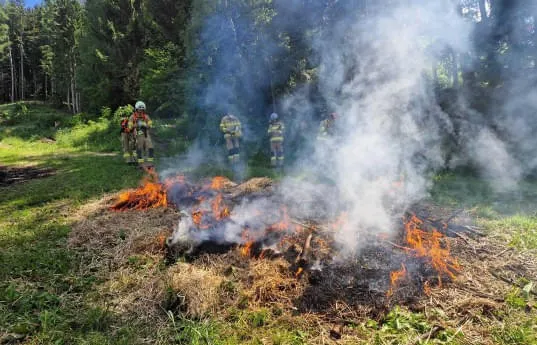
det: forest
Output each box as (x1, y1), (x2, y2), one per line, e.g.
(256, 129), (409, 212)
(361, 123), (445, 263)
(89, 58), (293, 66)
(1, 0), (535, 142)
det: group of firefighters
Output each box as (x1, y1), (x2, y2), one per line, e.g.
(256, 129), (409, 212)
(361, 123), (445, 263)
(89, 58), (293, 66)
(120, 100), (338, 169)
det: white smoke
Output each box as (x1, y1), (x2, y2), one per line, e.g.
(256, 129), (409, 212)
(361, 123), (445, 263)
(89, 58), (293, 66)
(282, 1), (473, 254)
(168, 0), (537, 257)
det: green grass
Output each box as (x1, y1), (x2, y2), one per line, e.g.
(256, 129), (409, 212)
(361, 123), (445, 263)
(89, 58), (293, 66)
(430, 171), (537, 251)
(0, 103), (144, 343)
(1, 103), (536, 344)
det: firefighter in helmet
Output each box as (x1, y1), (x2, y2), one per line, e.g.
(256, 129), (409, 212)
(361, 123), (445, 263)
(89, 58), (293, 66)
(267, 112), (285, 168)
(219, 113), (242, 164)
(317, 112), (337, 141)
(120, 115), (136, 164)
(128, 101), (154, 166)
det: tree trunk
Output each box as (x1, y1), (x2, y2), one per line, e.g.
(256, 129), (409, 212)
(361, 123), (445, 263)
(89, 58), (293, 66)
(19, 42), (23, 100)
(452, 51), (459, 89)
(8, 46), (14, 102)
(432, 60), (438, 86)
(45, 74), (48, 99)
(478, 0), (488, 23)
(67, 86), (70, 112)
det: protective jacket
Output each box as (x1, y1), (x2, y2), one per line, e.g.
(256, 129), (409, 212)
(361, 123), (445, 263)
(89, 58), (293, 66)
(120, 118), (130, 134)
(220, 115), (242, 139)
(267, 120), (285, 142)
(318, 119), (334, 139)
(128, 112), (153, 136)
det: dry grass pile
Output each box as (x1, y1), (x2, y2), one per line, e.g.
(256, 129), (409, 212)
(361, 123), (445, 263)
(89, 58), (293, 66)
(99, 264), (167, 323)
(225, 177), (273, 198)
(243, 258), (306, 307)
(68, 198), (178, 270)
(166, 263), (225, 318)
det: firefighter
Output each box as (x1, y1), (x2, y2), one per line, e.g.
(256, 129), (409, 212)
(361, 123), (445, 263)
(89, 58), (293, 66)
(317, 112), (337, 141)
(267, 112), (284, 168)
(120, 115), (136, 164)
(219, 113), (242, 164)
(128, 101), (154, 166)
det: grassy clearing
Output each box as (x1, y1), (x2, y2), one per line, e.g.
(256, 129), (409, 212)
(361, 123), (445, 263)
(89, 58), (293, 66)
(1, 103), (537, 344)
(0, 103), (144, 343)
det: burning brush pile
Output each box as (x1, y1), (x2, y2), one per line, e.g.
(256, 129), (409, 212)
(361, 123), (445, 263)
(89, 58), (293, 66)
(110, 173), (476, 307)
(68, 172), (537, 343)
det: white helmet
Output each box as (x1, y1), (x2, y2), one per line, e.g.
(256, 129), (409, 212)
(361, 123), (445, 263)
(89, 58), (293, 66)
(135, 101), (146, 111)
(270, 113), (278, 121)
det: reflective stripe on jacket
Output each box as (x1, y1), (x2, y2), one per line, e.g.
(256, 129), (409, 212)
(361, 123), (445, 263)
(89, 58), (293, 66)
(268, 121), (284, 141)
(220, 115), (242, 136)
(128, 112), (153, 131)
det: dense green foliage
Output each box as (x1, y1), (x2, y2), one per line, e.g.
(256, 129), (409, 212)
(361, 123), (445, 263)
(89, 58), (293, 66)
(0, 1), (534, 139)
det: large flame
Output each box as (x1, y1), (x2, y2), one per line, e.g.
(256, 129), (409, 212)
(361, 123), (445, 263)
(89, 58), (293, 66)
(404, 213), (461, 286)
(111, 178), (168, 211)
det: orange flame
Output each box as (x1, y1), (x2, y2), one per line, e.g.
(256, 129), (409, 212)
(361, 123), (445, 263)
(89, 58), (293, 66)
(295, 267), (304, 278)
(211, 193), (230, 220)
(240, 241), (254, 257)
(404, 213), (461, 286)
(111, 179), (168, 211)
(387, 263), (407, 297)
(210, 176), (227, 190)
(423, 281), (432, 296)
(192, 210), (209, 229)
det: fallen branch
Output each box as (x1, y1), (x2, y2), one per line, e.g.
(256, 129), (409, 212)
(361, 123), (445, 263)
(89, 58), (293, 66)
(494, 247), (512, 258)
(382, 239), (412, 252)
(296, 233), (313, 263)
(462, 225), (485, 237)
(489, 270), (537, 296)
(445, 208), (465, 224)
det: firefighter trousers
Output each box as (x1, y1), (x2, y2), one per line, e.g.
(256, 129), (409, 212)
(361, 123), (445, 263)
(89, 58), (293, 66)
(225, 136), (240, 163)
(270, 140), (284, 167)
(136, 133), (154, 164)
(121, 132), (136, 162)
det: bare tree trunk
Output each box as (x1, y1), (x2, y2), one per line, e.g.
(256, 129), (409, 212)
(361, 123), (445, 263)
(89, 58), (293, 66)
(19, 42), (23, 100)
(67, 86), (70, 112)
(432, 60), (438, 86)
(73, 59), (79, 113)
(478, 0), (488, 23)
(8, 46), (14, 102)
(71, 79), (75, 113)
(452, 51), (459, 89)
